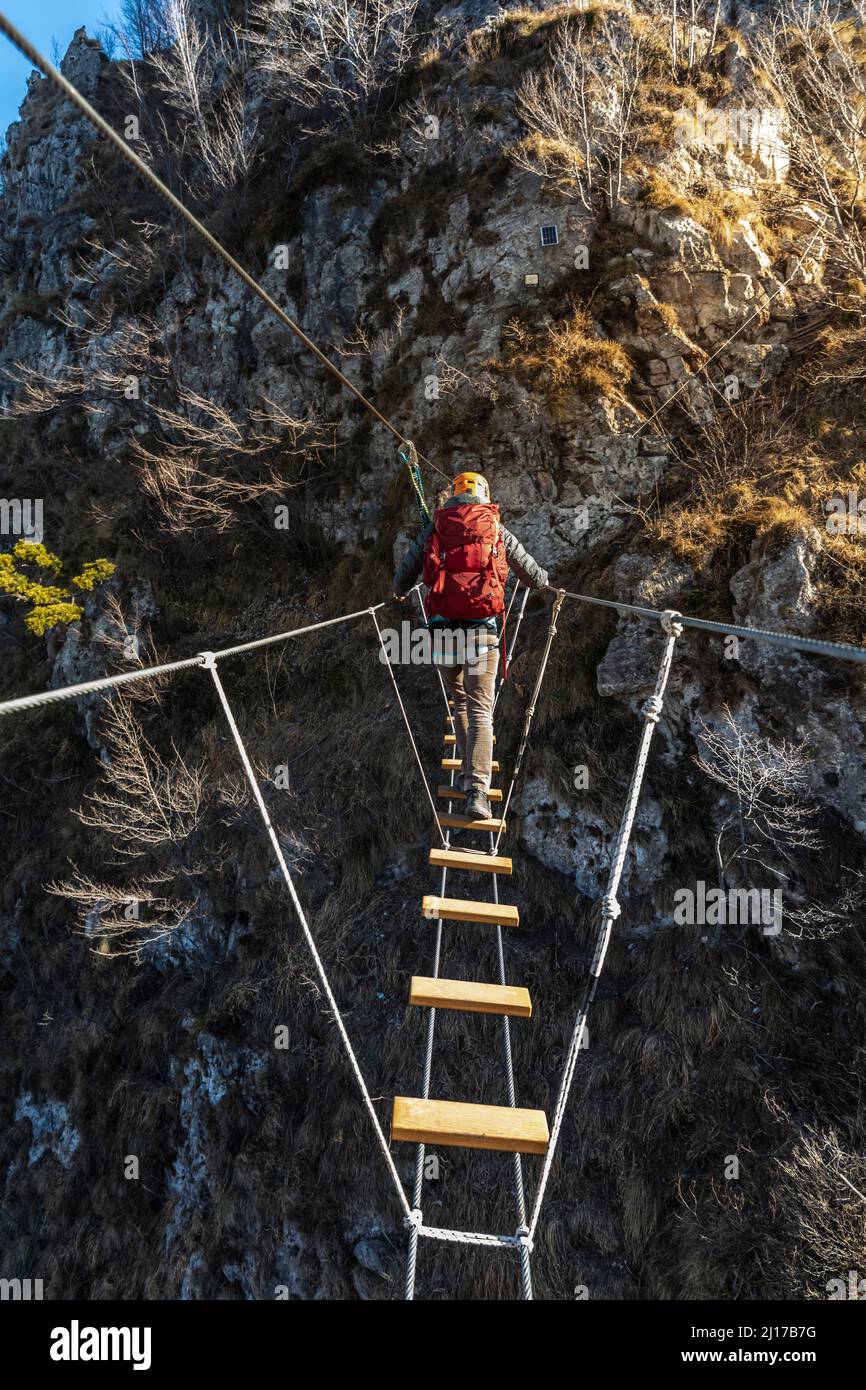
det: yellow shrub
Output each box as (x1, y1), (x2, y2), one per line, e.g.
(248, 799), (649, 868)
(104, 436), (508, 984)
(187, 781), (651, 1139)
(0, 541), (115, 634)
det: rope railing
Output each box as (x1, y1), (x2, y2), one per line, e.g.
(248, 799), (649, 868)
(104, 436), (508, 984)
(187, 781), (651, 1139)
(201, 652), (413, 1222)
(493, 583), (530, 714)
(369, 606), (448, 848)
(490, 844), (533, 1299)
(556, 586), (866, 665)
(493, 591), (566, 856)
(527, 610), (683, 1239)
(0, 603), (388, 719)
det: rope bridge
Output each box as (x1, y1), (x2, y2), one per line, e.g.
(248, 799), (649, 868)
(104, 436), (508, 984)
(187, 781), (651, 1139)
(1, 585), (863, 1298)
(2, 7), (866, 1299)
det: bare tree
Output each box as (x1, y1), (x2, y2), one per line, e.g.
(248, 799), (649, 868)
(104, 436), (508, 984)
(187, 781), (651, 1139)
(690, 707), (841, 941)
(247, 0), (419, 134)
(637, 0), (720, 70)
(49, 693), (248, 958)
(116, 0), (175, 56)
(431, 350), (500, 403)
(78, 696), (207, 856)
(773, 1124), (866, 1295)
(145, 0), (258, 194)
(49, 697), (205, 957)
(5, 305), (168, 420)
(754, 0), (866, 283)
(511, 11), (646, 218)
(129, 386), (335, 534)
(695, 707), (820, 894)
(6, 301), (333, 534)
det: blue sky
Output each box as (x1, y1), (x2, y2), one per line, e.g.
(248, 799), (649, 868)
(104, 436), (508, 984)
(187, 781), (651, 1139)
(0, 1), (122, 141)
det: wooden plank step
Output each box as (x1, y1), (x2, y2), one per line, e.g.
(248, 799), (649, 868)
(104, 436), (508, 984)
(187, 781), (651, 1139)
(442, 758), (500, 771)
(422, 895), (519, 927)
(436, 812), (506, 832)
(444, 734), (496, 744)
(410, 975), (530, 1017)
(429, 847), (512, 875)
(437, 785), (502, 802)
(392, 1096), (549, 1155)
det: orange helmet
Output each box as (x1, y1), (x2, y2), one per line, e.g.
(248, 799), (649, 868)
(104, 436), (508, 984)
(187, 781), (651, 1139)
(451, 471), (490, 504)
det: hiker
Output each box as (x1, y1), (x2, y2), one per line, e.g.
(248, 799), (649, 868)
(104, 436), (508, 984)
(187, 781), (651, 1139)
(392, 470), (549, 822)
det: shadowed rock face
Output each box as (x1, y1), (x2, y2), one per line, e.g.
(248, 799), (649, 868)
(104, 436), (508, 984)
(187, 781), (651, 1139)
(0, 4), (864, 1303)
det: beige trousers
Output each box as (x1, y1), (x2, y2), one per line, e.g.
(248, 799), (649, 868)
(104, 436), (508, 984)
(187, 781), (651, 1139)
(438, 639), (499, 795)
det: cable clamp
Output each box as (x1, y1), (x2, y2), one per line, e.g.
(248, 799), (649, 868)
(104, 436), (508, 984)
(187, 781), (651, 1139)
(642, 694), (663, 724)
(199, 651), (217, 670)
(660, 609), (683, 638)
(404, 1208), (423, 1232)
(601, 893), (621, 921)
(515, 1224), (534, 1252)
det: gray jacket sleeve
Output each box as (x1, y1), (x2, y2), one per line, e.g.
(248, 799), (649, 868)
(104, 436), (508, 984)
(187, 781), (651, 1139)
(502, 527), (549, 590)
(393, 523), (433, 596)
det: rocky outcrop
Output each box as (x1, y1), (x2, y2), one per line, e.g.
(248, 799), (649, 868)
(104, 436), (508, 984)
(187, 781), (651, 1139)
(2, 4), (864, 1305)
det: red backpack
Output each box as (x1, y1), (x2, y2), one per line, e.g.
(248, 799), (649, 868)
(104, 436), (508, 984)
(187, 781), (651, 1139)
(422, 502), (508, 620)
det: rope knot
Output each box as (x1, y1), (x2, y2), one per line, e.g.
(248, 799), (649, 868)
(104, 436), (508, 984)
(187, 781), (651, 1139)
(642, 694), (663, 724)
(660, 609), (683, 638)
(515, 1224), (533, 1252)
(404, 1208), (423, 1232)
(601, 893), (621, 921)
(198, 650), (217, 670)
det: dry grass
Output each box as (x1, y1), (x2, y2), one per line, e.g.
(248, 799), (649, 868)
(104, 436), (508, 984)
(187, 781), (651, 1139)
(642, 388), (866, 643)
(465, 2), (613, 65)
(639, 168), (780, 257)
(493, 305), (633, 410)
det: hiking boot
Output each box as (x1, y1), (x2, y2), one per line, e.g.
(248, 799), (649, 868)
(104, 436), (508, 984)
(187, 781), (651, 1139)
(464, 791), (492, 822)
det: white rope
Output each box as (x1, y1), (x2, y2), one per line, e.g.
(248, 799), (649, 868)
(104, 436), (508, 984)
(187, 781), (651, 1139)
(200, 652), (412, 1221)
(3, 573), (864, 724)
(491, 846), (533, 1300)
(0, 603), (388, 718)
(410, 582), (452, 717)
(369, 608), (448, 848)
(409, 1219), (532, 1250)
(493, 591), (565, 855)
(404, 827), (451, 1300)
(527, 611), (683, 1239)
(493, 584), (530, 714)
(556, 588), (866, 665)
